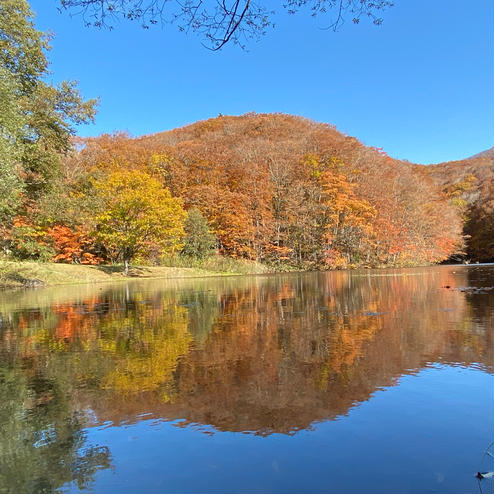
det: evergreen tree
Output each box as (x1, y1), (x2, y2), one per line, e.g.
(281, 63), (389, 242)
(182, 208), (217, 258)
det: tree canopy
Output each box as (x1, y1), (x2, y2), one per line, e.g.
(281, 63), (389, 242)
(4, 111), (491, 268)
(59, 0), (394, 49)
(0, 67), (25, 221)
(51, 113), (465, 268)
(0, 0), (97, 223)
(182, 208), (217, 258)
(92, 170), (186, 273)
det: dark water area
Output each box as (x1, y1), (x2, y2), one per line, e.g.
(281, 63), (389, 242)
(0, 265), (493, 493)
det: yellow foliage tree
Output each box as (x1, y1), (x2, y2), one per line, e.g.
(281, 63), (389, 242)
(92, 170), (186, 273)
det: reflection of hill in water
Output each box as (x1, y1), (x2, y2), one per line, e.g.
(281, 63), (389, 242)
(1, 266), (493, 436)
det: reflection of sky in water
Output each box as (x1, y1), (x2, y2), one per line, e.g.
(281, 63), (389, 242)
(78, 366), (493, 494)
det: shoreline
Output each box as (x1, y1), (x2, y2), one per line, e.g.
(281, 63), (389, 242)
(1, 260), (489, 290)
(0, 260), (261, 290)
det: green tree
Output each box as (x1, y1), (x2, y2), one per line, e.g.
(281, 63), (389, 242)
(92, 170), (186, 274)
(182, 208), (217, 258)
(0, 0), (97, 203)
(0, 67), (25, 221)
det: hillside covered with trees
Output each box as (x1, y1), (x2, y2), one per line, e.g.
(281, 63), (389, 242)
(5, 111), (493, 270)
(424, 148), (494, 262)
(1, 1), (492, 272)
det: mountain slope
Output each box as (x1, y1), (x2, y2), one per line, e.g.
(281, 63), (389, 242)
(74, 113), (464, 267)
(424, 149), (493, 261)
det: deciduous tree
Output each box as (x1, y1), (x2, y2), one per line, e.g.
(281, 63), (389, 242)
(59, 0), (393, 50)
(0, 68), (24, 221)
(92, 170), (186, 273)
(0, 0), (97, 201)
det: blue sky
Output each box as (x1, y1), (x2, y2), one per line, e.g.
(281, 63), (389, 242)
(30, 0), (493, 164)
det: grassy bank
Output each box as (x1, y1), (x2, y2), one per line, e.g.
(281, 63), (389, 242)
(0, 257), (270, 289)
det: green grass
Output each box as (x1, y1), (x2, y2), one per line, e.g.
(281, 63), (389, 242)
(161, 255), (270, 274)
(0, 256), (271, 288)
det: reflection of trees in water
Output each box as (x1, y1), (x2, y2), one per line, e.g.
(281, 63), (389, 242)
(169, 269), (493, 433)
(0, 267), (492, 439)
(0, 367), (111, 494)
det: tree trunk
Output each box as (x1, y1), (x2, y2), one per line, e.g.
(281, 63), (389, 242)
(124, 259), (129, 276)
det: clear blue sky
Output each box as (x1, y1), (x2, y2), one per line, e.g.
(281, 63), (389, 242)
(30, 0), (493, 164)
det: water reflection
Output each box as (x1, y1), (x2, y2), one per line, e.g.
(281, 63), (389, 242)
(0, 266), (492, 491)
(0, 367), (111, 493)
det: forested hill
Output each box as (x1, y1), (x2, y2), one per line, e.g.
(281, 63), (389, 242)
(9, 113), (493, 268)
(2, 2), (489, 270)
(63, 113), (467, 268)
(423, 148), (494, 262)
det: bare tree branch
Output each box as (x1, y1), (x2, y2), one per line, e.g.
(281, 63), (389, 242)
(58, 0), (394, 49)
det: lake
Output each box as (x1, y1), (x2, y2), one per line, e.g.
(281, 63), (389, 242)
(0, 265), (493, 493)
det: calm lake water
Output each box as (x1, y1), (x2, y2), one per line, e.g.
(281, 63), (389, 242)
(0, 265), (493, 494)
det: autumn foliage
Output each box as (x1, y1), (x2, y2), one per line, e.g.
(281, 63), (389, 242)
(57, 113), (465, 268)
(92, 169), (186, 269)
(3, 113), (490, 268)
(48, 225), (102, 264)
(425, 147), (494, 262)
